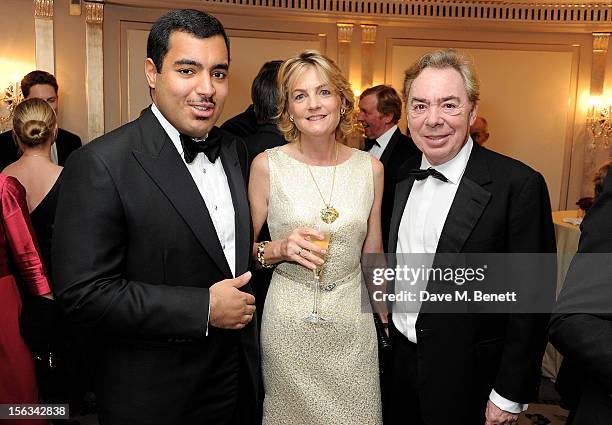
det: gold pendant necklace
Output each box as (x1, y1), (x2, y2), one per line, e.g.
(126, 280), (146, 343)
(305, 143), (340, 224)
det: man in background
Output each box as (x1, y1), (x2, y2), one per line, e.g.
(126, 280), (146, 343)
(0, 70), (81, 169)
(358, 84), (418, 248)
(470, 115), (490, 145)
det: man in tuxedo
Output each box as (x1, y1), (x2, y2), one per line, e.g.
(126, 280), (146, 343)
(0, 70), (81, 169)
(52, 9), (258, 425)
(386, 49), (555, 424)
(358, 85), (418, 248)
(549, 167), (612, 424)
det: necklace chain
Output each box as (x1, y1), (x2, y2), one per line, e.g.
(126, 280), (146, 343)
(21, 154), (50, 158)
(304, 143), (340, 224)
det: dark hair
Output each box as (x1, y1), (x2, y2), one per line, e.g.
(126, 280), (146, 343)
(12, 98), (56, 148)
(251, 60), (283, 124)
(147, 9), (230, 72)
(360, 85), (402, 124)
(20, 70), (58, 98)
(594, 160), (612, 197)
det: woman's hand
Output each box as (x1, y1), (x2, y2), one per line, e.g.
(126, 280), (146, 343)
(279, 227), (327, 270)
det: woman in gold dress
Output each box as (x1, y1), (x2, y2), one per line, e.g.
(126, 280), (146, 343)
(249, 50), (384, 424)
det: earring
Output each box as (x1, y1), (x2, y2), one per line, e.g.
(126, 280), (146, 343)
(340, 107), (346, 116)
(289, 116), (294, 122)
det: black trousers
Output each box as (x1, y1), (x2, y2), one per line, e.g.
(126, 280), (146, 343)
(385, 322), (425, 425)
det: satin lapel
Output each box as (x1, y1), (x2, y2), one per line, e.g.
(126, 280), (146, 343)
(379, 129), (400, 166)
(132, 120), (232, 277)
(388, 177), (414, 253)
(388, 153), (421, 253)
(219, 138), (250, 275)
(436, 146), (492, 254)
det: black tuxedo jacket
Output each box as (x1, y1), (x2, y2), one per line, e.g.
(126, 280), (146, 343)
(377, 128), (419, 249)
(549, 169), (612, 424)
(388, 142), (556, 424)
(0, 127), (81, 169)
(220, 105), (258, 139)
(52, 109), (258, 425)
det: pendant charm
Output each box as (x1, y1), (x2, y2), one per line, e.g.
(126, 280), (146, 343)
(320, 206), (339, 224)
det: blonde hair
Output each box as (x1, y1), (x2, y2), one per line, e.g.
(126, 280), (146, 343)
(276, 50), (355, 143)
(402, 49), (480, 105)
(12, 98), (56, 148)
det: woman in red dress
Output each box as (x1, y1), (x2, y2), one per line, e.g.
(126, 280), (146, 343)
(0, 172), (52, 424)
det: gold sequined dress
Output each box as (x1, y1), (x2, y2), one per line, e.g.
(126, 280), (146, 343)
(261, 147), (382, 425)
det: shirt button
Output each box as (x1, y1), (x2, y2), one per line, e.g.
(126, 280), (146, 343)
(202, 169), (207, 174)
(222, 244), (226, 250)
(214, 205), (218, 210)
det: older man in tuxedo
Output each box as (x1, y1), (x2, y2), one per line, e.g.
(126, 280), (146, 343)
(52, 9), (258, 425)
(358, 85), (418, 248)
(385, 49), (555, 425)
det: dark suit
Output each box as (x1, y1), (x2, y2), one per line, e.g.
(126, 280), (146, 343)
(220, 105), (258, 139)
(372, 128), (419, 249)
(52, 109), (259, 425)
(0, 127), (81, 169)
(386, 142), (556, 424)
(549, 169), (612, 425)
(246, 122), (286, 162)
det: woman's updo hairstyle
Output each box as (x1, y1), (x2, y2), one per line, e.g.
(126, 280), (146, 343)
(12, 98), (56, 147)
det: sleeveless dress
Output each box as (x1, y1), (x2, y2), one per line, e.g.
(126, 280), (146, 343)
(261, 147), (382, 425)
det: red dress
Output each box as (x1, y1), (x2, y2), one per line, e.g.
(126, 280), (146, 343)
(0, 175), (50, 424)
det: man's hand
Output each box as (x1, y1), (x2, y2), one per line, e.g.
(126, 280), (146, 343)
(209, 272), (255, 329)
(485, 400), (520, 425)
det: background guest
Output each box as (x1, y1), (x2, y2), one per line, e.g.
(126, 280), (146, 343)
(246, 60), (285, 161)
(4, 97), (86, 419)
(357, 85), (418, 248)
(0, 71), (81, 169)
(470, 115), (490, 145)
(0, 173), (51, 425)
(549, 165), (612, 425)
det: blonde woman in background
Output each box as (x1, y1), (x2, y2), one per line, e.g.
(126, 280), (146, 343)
(4, 97), (69, 406)
(249, 50), (384, 424)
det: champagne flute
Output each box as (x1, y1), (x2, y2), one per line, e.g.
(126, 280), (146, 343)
(303, 226), (330, 324)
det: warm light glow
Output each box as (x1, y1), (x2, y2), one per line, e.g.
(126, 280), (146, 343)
(589, 95), (603, 108)
(353, 88), (361, 97)
(0, 58), (34, 91)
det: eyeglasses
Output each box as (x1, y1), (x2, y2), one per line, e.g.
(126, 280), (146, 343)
(408, 101), (466, 117)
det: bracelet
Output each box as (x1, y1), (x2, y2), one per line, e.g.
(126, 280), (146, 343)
(257, 241), (275, 269)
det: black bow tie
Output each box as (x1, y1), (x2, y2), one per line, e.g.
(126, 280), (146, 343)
(364, 138), (380, 152)
(179, 128), (222, 164)
(408, 167), (448, 182)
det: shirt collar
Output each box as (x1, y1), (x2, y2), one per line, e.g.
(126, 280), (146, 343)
(150, 103), (209, 157)
(420, 136), (473, 185)
(150, 103), (183, 155)
(375, 125), (398, 151)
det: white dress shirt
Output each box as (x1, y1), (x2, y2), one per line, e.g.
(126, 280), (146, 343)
(393, 137), (526, 413)
(151, 104), (236, 278)
(367, 125), (397, 160)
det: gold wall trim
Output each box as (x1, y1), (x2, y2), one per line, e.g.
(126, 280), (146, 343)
(143, 0), (612, 24)
(85, 2), (104, 24)
(34, 0), (53, 19)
